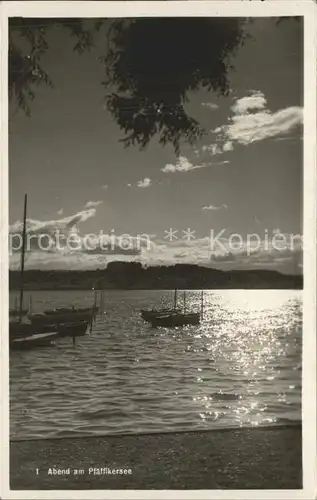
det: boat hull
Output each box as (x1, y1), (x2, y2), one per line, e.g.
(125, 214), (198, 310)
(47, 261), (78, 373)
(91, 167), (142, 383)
(9, 319), (88, 344)
(151, 312), (200, 328)
(10, 322), (55, 338)
(43, 306), (98, 315)
(10, 331), (58, 350)
(57, 321), (89, 338)
(29, 311), (93, 326)
(9, 309), (28, 318)
(141, 308), (181, 322)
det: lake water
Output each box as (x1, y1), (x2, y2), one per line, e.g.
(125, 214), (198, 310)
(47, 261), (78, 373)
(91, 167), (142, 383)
(9, 289), (302, 441)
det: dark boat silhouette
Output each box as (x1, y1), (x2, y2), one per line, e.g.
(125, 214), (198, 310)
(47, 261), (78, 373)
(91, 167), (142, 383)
(141, 289), (181, 322)
(29, 310), (94, 326)
(9, 308), (28, 318)
(149, 291), (204, 328)
(9, 194), (58, 350)
(56, 320), (89, 337)
(10, 324), (58, 350)
(150, 311), (200, 327)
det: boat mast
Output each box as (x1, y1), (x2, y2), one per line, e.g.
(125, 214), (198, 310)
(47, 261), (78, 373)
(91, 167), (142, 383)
(29, 294), (33, 315)
(92, 286), (97, 308)
(200, 290), (204, 320)
(18, 194), (27, 323)
(173, 288), (177, 310)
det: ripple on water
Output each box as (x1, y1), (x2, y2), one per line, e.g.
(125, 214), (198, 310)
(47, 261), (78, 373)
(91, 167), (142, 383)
(10, 290), (302, 440)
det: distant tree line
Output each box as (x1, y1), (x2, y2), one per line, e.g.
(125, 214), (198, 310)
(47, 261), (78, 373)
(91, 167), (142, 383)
(9, 262), (303, 290)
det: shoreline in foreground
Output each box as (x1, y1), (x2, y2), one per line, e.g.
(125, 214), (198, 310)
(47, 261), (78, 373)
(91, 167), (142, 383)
(10, 424), (302, 490)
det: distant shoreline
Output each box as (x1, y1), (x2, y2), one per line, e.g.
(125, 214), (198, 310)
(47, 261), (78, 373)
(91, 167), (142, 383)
(9, 263), (303, 291)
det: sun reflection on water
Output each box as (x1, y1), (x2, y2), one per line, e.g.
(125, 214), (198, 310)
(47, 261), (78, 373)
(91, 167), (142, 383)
(185, 290), (301, 428)
(10, 289), (301, 439)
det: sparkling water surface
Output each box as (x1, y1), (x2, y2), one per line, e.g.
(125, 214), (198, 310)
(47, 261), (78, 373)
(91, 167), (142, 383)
(10, 290), (302, 441)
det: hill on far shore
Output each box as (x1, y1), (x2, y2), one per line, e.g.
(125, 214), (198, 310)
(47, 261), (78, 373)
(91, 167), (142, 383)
(9, 262), (303, 290)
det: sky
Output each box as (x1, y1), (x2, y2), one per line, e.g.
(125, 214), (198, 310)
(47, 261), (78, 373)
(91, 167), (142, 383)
(9, 17), (303, 274)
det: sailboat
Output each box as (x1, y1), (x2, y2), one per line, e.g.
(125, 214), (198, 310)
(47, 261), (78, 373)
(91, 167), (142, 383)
(10, 326), (59, 350)
(28, 290), (100, 328)
(9, 297), (27, 320)
(9, 194), (58, 349)
(140, 289), (182, 322)
(150, 290), (204, 328)
(29, 309), (95, 326)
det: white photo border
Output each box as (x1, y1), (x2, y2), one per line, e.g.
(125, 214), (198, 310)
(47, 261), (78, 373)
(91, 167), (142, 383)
(1, 2), (316, 499)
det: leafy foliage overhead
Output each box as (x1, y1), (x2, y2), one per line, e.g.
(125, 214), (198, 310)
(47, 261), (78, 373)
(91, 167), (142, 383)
(9, 18), (97, 116)
(103, 18), (247, 152)
(9, 17), (248, 151)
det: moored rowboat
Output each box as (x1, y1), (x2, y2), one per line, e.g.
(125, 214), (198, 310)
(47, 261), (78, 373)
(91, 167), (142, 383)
(141, 289), (180, 322)
(150, 312), (200, 328)
(141, 308), (182, 322)
(10, 331), (58, 349)
(149, 290), (204, 328)
(9, 309), (28, 318)
(43, 306), (99, 315)
(10, 322), (53, 338)
(28, 310), (94, 326)
(56, 321), (89, 337)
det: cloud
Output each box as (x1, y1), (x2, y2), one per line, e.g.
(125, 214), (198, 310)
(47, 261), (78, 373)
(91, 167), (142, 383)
(162, 155), (230, 173)
(210, 245), (302, 274)
(201, 102), (219, 110)
(9, 218), (303, 274)
(202, 204), (228, 211)
(222, 141), (233, 152)
(64, 209), (96, 229)
(101, 184), (108, 190)
(274, 136), (299, 142)
(57, 208), (64, 215)
(201, 141), (233, 155)
(217, 106), (303, 146)
(80, 236), (142, 256)
(140, 236), (212, 268)
(162, 155), (215, 173)
(85, 200), (103, 208)
(9, 251), (140, 271)
(162, 156), (205, 173)
(208, 232), (303, 274)
(201, 144), (222, 155)
(9, 206), (148, 269)
(9, 208), (97, 255)
(214, 90), (302, 147)
(141, 231), (302, 275)
(9, 209), (96, 236)
(231, 91), (267, 115)
(199, 91), (302, 158)
(137, 177), (151, 188)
